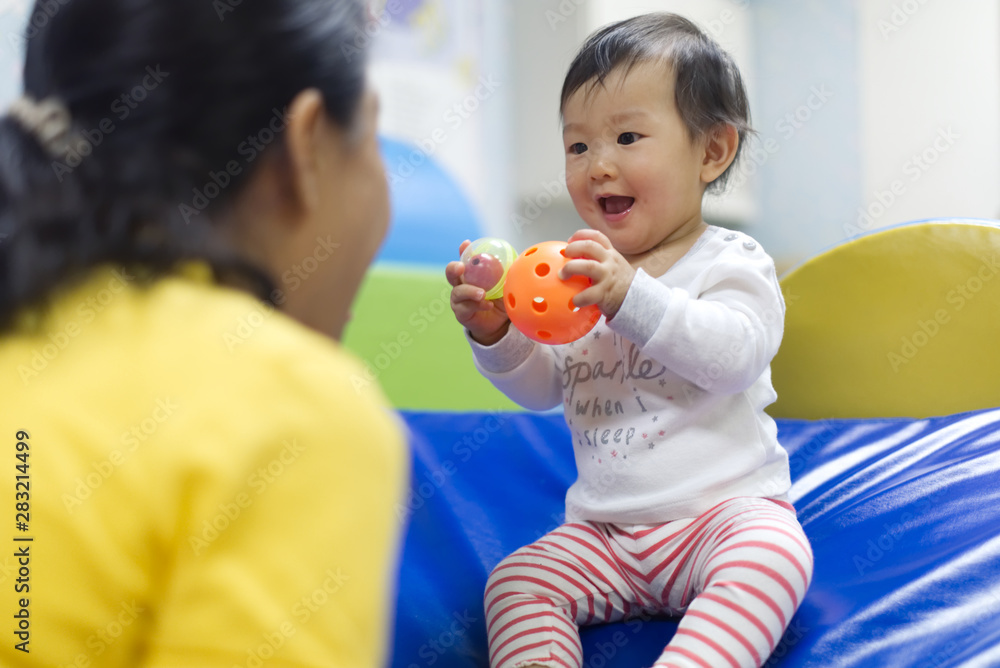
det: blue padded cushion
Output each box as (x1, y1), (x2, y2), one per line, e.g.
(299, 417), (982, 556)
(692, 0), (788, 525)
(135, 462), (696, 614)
(391, 408), (1000, 667)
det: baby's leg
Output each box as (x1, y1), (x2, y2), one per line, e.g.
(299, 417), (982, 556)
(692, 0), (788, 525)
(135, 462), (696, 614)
(654, 498), (813, 668)
(484, 521), (649, 668)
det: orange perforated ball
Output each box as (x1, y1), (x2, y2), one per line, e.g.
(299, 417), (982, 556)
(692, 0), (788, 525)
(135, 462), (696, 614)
(503, 241), (601, 344)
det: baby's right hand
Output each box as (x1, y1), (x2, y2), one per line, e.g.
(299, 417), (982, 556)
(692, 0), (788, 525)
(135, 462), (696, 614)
(446, 240), (511, 346)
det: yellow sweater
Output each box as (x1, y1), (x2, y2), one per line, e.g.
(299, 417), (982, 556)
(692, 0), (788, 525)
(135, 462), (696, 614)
(0, 265), (407, 666)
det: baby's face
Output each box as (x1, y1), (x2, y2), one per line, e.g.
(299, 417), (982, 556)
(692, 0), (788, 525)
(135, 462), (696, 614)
(562, 61), (710, 257)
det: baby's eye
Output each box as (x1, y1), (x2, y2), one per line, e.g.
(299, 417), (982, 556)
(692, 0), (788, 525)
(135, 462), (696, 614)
(568, 142), (588, 155)
(618, 132), (640, 145)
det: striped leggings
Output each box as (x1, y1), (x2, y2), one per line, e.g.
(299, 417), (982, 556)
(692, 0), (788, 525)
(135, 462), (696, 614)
(484, 497), (813, 668)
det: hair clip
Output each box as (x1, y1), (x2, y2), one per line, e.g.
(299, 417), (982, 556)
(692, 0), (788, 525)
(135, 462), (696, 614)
(7, 95), (86, 161)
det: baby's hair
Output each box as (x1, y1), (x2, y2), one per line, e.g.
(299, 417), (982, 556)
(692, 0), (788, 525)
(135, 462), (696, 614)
(0, 0), (369, 332)
(560, 12), (752, 192)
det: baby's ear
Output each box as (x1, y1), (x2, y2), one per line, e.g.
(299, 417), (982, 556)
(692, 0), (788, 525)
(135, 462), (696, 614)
(699, 123), (739, 185)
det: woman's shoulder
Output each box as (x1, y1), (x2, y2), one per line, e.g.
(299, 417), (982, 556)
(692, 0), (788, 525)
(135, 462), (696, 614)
(142, 267), (385, 408)
(7, 264), (390, 423)
(6, 263), (404, 490)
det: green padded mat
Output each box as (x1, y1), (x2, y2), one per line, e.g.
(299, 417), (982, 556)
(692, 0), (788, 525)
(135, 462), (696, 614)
(343, 264), (520, 411)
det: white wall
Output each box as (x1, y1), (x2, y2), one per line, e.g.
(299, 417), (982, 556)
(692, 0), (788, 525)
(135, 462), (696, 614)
(857, 0), (1000, 233)
(1, 1), (997, 267)
(504, 0), (585, 248)
(748, 0), (863, 266)
(0, 0), (30, 106)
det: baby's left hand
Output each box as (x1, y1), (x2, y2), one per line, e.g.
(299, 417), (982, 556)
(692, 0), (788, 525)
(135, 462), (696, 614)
(561, 229), (635, 320)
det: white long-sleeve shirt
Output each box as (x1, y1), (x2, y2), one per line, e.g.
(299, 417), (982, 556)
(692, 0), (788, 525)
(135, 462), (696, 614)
(469, 226), (792, 524)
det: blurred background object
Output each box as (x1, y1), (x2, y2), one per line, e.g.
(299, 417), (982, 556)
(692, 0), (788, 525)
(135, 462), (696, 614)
(3, 0), (996, 270)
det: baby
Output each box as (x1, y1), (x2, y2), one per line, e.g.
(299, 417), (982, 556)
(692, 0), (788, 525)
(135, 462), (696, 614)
(447, 13), (813, 668)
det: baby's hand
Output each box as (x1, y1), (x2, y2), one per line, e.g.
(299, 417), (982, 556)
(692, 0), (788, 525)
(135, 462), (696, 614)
(561, 229), (635, 319)
(446, 240), (511, 345)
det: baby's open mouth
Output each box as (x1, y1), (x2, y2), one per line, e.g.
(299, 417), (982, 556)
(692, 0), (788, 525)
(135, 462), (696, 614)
(599, 196), (635, 215)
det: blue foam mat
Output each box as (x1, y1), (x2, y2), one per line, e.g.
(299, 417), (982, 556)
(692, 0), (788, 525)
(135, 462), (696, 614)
(390, 408), (1000, 667)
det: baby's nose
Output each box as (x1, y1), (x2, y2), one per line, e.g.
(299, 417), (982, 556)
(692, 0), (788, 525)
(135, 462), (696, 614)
(588, 154), (617, 180)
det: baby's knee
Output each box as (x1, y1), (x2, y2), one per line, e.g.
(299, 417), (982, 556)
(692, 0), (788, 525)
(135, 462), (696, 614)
(485, 551), (535, 599)
(484, 549), (565, 613)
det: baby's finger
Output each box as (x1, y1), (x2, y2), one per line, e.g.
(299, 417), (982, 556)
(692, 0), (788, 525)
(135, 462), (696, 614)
(450, 282), (486, 305)
(445, 260), (466, 287)
(458, 239), (472, 255)
(567, 228), (611, 248)
(571, 284), (603, 308)
(476, 297), (502, 312)
(564, 238), (607, 261)
(560, 257), (602, 282)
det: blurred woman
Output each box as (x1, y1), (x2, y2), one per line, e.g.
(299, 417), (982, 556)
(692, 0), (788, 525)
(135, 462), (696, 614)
(0, 0), (407, 664)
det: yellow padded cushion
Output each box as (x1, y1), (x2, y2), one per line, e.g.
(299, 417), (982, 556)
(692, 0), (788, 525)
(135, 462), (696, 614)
(770, 220), (1000, 419)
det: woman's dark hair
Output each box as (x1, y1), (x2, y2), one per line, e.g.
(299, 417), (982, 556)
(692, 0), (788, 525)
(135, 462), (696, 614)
(560, 12), (752, 192)
(0, 0), (369, 331)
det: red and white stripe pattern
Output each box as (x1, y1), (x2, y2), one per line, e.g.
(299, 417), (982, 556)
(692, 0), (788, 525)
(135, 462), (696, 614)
(484, 497), (813, 668)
